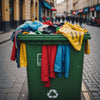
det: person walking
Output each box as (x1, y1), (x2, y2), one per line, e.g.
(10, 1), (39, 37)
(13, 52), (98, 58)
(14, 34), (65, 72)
(69, 16), (71, 23)
(58, 16), (61, 23)
(75, 16), (78, 24)
(79, 15), (83, 27)
(43, 15), (46, 22)
(62, 16), (65, 23)
(66, 16), (68, 22)
(55, 16), (57, 23)
(71, 15), (75, 24)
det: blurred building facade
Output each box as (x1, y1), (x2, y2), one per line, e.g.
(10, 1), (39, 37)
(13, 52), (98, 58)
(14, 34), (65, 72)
(0, 0), (55, 33)
(40, 0), (55, 21)
(66, 0), (100, 19)
(55, 0), (66, 16)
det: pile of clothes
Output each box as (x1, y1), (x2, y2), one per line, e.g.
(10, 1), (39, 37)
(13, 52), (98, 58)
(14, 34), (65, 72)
(10, 20), (90, 87)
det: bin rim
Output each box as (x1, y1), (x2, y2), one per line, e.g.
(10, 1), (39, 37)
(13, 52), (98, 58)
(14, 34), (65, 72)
(17, 32), (91, 41)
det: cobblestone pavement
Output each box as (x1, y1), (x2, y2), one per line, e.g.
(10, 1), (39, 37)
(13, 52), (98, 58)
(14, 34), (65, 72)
(82, 24), (100, 100)
(0, 40), (26, 100)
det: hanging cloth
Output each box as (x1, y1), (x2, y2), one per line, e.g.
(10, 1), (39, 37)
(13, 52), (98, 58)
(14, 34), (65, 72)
(20, 32), (29, 67)
(54, 45), (71, 78)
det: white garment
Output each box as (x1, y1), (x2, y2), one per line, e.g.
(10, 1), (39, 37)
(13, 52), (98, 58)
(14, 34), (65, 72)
(38, 25), (49, 32)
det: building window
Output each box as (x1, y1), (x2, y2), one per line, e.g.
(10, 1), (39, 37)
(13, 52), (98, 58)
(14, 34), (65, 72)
(47, 9), (49, 16)
(42, 7), (45, 15)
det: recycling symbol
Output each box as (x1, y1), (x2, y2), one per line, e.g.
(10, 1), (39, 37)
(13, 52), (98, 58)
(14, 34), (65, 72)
(47, 89), (58, 99)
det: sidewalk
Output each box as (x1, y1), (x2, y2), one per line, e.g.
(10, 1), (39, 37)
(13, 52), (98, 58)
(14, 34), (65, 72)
(0, 29), (91, 100)
(0, 30), (14, 44)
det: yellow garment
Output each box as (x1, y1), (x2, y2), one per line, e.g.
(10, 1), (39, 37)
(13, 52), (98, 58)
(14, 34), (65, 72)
(85, 40), (90, 54)
(20, 32), (29, 67)
(75, 24), (90, 54)
(57, 22), (90, 54)
(65, 22), (85, 32)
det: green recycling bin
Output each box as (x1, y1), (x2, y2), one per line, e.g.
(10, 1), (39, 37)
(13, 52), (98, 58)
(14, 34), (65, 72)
(18, 33), (91, 100)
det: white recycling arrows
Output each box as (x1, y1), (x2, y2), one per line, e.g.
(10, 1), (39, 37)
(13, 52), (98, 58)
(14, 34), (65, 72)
(47, 89), (59, 99)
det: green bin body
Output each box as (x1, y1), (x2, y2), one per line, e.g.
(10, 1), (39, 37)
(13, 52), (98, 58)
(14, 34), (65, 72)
(18, 34), (91, 100)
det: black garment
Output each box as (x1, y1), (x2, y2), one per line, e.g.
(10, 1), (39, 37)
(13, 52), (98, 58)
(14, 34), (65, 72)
(55, 17), (57, 23)
(42, 25), (56, 34)
(71, 16), (75, 24)
(59, 23), (64, 26)
(58, 17), (61, 23)
(79, 16), (83, 23)
(69, 17), (71, 22)
(79, 16), (83, 26)
(85, 17), (87, 23)
(62, 16), (65, 22)
(66, 16), (68, 21)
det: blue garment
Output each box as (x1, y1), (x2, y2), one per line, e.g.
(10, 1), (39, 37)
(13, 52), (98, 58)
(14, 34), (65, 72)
(28, 21), (42, 31)
(54, 45), (71, 78)
(15, 32), (23, 68)
(15, 21), (42, 31)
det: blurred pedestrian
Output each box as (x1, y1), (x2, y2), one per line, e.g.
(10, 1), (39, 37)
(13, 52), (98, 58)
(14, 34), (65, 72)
(71, 15), (75, 24)
(62, 16), (65, 23)
(43, 15), (46, 22)
(85, 17), (87, 23)
(83, 15), (85, 23)
(75, 16), (78, 24)
(58, 16), (61, 23)
(56, 16), (58, 23)
(69, 16), (71, 23)
(35, 17), (37, 20)
(50, 17), (54, 23)
(55, 16), (57, 23)
(66, 16), (68, 22)
(79, 15), (83, 27)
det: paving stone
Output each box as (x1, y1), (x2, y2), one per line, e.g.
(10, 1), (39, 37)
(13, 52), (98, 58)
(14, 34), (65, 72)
(16, 77), (26, 83)
(0, 76), (6, 80)
(0, 88), (21, 93)
(0, 79), (16, 83)
(0, 82), (14, 88)
(89, 87), (100, 92)
(95, 99), (100, 100)
(13, 82), (23, 88)
(98, 92), (100, 96)
(0, 94), (6, 100)
(4, 93), (19, 100)
(94, 97), (100, 99)
(92, 92), (99, 97)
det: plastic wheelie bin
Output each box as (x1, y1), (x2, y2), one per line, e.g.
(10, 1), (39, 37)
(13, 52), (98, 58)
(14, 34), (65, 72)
(18, 33), (91, 100)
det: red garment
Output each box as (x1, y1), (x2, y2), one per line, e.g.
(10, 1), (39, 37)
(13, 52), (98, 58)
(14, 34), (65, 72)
(41, 45), (49, 82)
(10, 31), (21, 61)
(41, 45), (57, 87)
(41, 21), (56, 87)
(11, 37), (16, 61)
(50, 45), (57, 78)
(43, 20), (53, 26)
